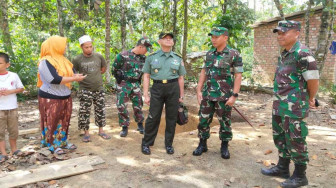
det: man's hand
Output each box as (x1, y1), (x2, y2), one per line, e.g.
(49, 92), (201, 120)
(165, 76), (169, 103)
(197, 92), (202, 105)
(309, 98), (317, 109)
(144, 95), (150, 105)
(179, 97), (184, 103)
(225, 96), (236, 107)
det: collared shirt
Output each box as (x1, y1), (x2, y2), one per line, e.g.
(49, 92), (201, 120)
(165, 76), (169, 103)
(273, 41), (319, 118)
(142, 50), (186, 80)
(202, 47), (243, 101)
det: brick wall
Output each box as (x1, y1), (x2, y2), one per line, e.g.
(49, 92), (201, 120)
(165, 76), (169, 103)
(253, 12), (336, 85)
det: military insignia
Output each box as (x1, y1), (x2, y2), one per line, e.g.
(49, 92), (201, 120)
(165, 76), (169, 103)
(155, 69), (158, 73)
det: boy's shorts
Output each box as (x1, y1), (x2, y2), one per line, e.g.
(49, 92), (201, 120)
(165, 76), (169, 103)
(0, 109), (19, 141)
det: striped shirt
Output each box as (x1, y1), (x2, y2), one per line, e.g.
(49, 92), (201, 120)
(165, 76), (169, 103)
(38, 60), (71, 99)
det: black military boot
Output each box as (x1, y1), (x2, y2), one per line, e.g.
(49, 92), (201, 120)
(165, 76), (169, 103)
(137, 123), (144, 134)
(221, 141), (230, 159)
(261, 157), (290, 178)
(120, 126), (128, 137)
(192, 139), (208, 156)
(280, 164), (308, 188)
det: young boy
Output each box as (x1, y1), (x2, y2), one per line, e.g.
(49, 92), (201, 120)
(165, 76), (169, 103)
(0, 52), (24, 162)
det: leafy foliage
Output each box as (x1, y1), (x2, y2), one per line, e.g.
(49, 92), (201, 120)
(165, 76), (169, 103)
(213, 0), (255, 51)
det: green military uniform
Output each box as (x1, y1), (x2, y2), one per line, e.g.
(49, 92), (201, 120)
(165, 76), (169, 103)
(112, 37), (152, 137)
(272, 22), (319, 165)
(198, 29), (243, 141)
(261, 20), (319, 188)
(142, 48), (186, 148)
(112, 50), (146, 128)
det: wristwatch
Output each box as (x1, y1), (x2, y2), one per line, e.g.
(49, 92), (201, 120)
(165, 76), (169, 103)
(232, 93), (239, 98)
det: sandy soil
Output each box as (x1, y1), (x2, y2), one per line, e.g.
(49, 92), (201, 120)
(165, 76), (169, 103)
(5, 89), (336, 188)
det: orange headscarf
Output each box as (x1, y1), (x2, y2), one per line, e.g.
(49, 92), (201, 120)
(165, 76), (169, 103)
(37, 36), (74, 89)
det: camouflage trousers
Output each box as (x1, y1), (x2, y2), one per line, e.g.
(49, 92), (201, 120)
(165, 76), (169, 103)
(272, 115), (309, 165)
(78, 90), (106, 131)
(116, 82), (144, 127)
(198, 100), (232, 141)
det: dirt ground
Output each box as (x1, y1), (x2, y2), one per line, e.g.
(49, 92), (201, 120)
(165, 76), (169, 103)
(3, 88), (336, 188)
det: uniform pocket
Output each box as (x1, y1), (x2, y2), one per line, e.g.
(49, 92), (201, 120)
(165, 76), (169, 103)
(170, 64), (179, 75)
(151, 62), (161, 74)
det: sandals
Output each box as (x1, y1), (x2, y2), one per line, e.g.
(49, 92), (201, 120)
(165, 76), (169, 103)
(54, 148), (66, 155)
(98, 132), (111, 140)
(0, 155), (9, 163)
(82, 135), (91, 142)
(63, 143), (77, 150)
(13, 150), (23, 157)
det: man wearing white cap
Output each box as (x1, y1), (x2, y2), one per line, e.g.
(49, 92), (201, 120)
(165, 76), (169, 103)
(72, 35), (111, 142)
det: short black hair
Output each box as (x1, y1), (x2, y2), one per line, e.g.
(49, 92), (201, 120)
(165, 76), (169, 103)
(0, 52), (9, 63)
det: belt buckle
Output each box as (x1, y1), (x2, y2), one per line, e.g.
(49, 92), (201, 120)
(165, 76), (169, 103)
(162, 80), (167, 84)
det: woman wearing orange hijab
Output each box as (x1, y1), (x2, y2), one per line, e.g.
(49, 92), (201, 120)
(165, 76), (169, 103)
(37, 36), (86, 154)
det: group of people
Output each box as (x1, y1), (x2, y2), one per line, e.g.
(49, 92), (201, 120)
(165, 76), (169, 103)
(0, 20), (319, 188)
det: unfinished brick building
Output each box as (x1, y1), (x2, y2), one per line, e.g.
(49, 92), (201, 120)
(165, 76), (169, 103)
(252, 6), (335, 85)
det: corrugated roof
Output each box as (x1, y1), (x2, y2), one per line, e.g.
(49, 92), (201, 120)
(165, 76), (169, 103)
(252, 5), (323, 28)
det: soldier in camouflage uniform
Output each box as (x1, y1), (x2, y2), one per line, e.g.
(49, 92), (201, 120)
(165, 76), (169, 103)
(193, 27), (243, 159)
(261, 21), (319, 188)
(73, 35), (111, 142)
(112, 37), (152, 137)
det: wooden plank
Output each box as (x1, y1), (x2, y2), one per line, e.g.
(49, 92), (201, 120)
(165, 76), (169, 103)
(0, 164), (93, 188)
(19, 128), (39, 135)
(0, 156), (104, 188)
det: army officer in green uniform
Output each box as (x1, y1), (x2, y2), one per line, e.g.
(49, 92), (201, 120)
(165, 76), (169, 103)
(141, 32), (186, 155)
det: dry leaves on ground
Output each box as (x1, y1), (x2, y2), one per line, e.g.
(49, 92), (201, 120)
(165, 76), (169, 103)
(312, 154), (318, 160)
(264, 150), (272, 155)
(325, 152), (336, 160)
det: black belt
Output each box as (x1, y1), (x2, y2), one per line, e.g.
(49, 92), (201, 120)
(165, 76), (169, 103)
(153, 78), (178, 84)
(126, 78), (140, 83)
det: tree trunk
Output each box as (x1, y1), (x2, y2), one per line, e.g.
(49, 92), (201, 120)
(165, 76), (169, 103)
(315, 0), (333, 73)
(304, 0), (314, 47)
(273, 0), (285, 20)
(172, 0), (178, 51)
(219, 0), (228, 15)
(182, 0), (188, 63)
(0, 0), (15, 61)
(253, 0), (256, 13)
(120, 0), (126, 51)
(56, 0), (64, 36)
(78, 0), (86, 20)
(105, 0), (111, 83)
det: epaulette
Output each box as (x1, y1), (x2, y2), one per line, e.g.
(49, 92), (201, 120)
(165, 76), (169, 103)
(148, 51), (158, 57)
(173, 51), (182, 58)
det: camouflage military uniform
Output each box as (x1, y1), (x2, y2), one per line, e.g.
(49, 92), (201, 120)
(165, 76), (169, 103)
(272, 41), (319, 165)
(198, 47), (243, 141)
(112, 50), (145, 128)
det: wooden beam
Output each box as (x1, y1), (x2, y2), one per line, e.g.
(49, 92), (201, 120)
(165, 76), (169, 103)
(0, 156), (105, 188)
(19, 128), (39, 136)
